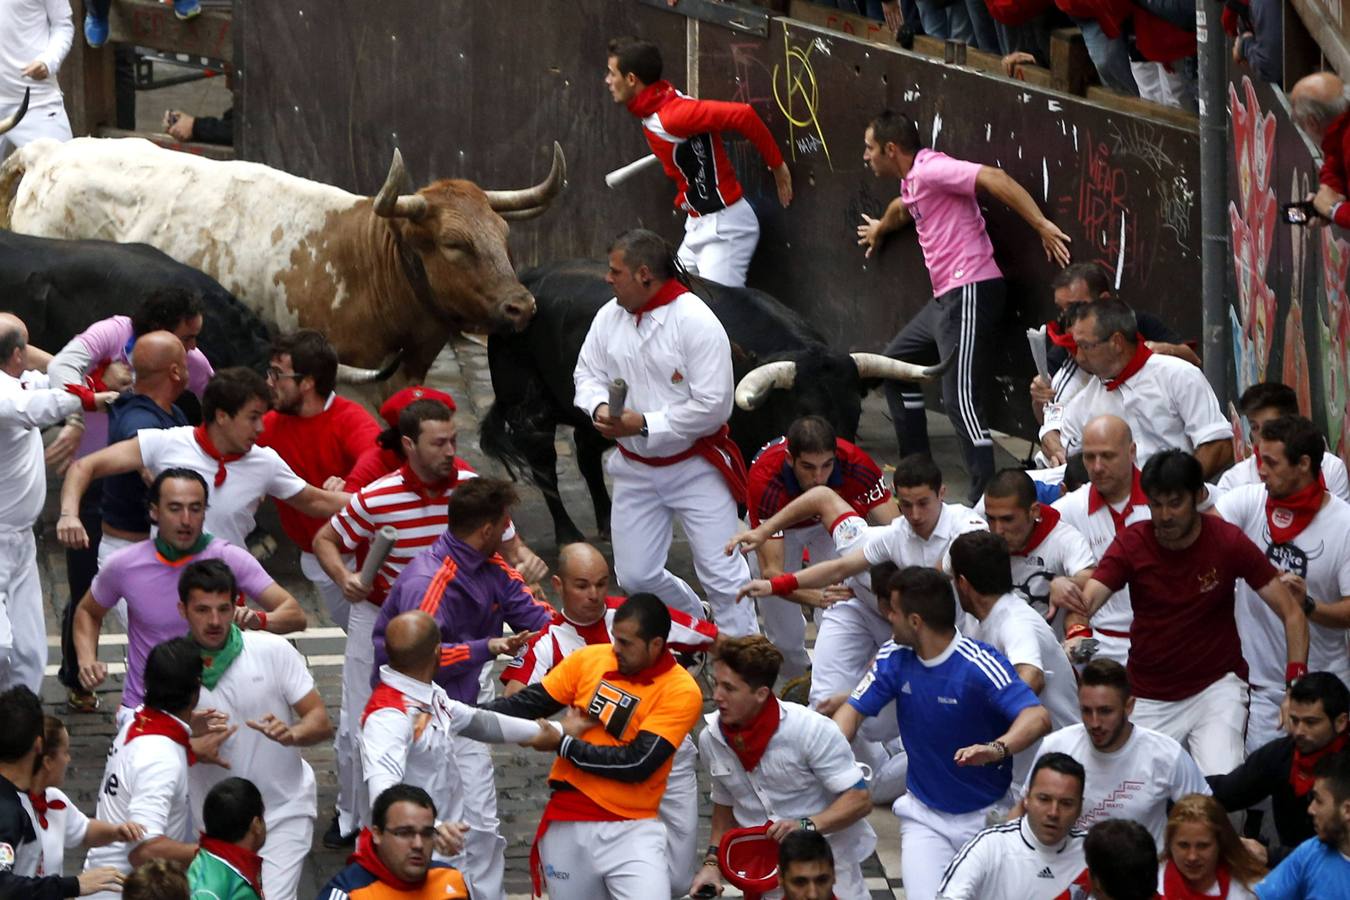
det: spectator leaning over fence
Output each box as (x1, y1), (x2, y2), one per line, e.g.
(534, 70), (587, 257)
(0, 0), (73, 158)
(1290, 72), (1350, 228)
(82, 0), (199, 49)
(857, 109), (1072, 503)
(1227, 0), (1282, 85)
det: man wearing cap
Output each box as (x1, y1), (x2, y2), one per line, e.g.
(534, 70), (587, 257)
(689, 635), (873, 900)
(313, 396), (545, 852)
(344, 385), (469, 491)
(257, 330), (380, 631)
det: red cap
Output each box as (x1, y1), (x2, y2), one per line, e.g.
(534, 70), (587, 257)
(379, 386), (457, 428)
(718, 824), (780, 893)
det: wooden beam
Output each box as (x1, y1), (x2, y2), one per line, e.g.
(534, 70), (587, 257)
(108, 0), (232, 63)
(1084, 86), (1199, 126)
(94, 127), (235, 160)
(60, 0), (117, 136)
(1049, 28), (1092, 96)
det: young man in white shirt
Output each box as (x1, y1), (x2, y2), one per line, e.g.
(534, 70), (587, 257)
(1052, 414), (1150, 665)
(1219, 382), (1350, 500)
(1216, 415), (1350, 751)
(58, 367), (347, 551)
(179, 559), (334, 900)
(1040, 298), (1232, 476)
(1020, 658), (1210, 848)
(689, 635), (874, 900)
(573, 229), (756, 636)
(937, 753), (1090, 900)
(0, 0), (73, 157)
(980, 468), (1096, 622)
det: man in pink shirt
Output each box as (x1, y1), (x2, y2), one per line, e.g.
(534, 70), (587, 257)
(856, 110), (1072, 502)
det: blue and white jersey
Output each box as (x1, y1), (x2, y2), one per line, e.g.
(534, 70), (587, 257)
(849, 631), (1042, 814)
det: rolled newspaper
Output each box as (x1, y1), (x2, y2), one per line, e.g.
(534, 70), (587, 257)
(605, 153), (661, 188)
(358, 525), (399, 588)
(608, 378), (628, 417)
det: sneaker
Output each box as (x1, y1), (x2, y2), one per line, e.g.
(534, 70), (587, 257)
(84, 13), (109, 48)
(66, 686), (101, 713)
(173, 0), (202, 20)
(321, 813), (356, 850)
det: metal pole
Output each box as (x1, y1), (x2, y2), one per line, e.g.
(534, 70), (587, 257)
(1197, 0), (1231, 403)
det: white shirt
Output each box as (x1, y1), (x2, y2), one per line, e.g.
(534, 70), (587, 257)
(699, 701), (876, 864)
(1053, 483), (1151, 636)
(0, 0), (73, 109)
(189, 632), (317, 828)
(1024, 723), (1210, 847)
(573, 291), (734, 457)
(1218, 453), (1350, 502)
(937, 816), (1088, 900)
(136, 426), (307, 548)
(1215, 484), (1350, 687)
(84, 714), (194, 881)
(0, 368), (79, 529)
(828, 513), (890, 622)
(863, 503), (988, 570)
(1050, 353), (1231, 463)
(34, 787), (88, 878)
(1009, 518), (1096, 616)
(971, 595), (1079, 732)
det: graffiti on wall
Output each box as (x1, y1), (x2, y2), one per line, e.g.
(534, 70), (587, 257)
(772, 34), (834, 169)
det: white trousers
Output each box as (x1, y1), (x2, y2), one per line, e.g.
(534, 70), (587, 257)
(1129, 60), (1186, 110)
(301, 551), (349, 632)
(539, 818), (669, 900)
(259, 812), (314, 900)
(893, 792), (1000, 900)
(335, 599), (377, 834)
(453, 734), (505, 899)
(607, 452), (757, 636)
(1246, 683), (1286, 754)
(0, 528), (45, 694)
(659, 736), (699, 895)
(758, 528), (835, 681)
(809, 598), (894, 705)
(676, 197), (760, 289)
(1131, 672), (1250, 776)
(0, 101), (72, 159)
(1091, 631), (1130, 667)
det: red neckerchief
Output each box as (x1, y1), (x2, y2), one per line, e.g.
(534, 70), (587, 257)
(28, 791), (65, 830)
(632, 278), (687, 326)
(1265, 480), (1326, 544)
(1018, 506), (1061, 556)
(193, 425), (244, 487)
(126, 707), (195, 765)
(719, 694), (781, 773)
(1291, 733), (1348, 796)
(1162, 859), (1230, 899)
(1088, 468), (1148, 533)
(625, 79), (676, 118)
(564, 611), (612, 645)
(603, 649), (678, 685)
(349, 827), (423, 891)
(398, 462), (457, 499)
(1046, 320), (1078, 353)
(199, 834), (265, 897)
(1103, 338), (1153, 391)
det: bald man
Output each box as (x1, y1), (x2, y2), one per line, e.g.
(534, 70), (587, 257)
(499, 542), (720, 892)
(361, 610), (546, 847)
(1290, 73), (1350, 226)
(0, 313), (118, 691)
(1051, 415), (1147, 665)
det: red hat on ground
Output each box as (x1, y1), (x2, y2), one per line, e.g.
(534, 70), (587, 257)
(718, 823), (780, 894)
(379, 386), (457, 428)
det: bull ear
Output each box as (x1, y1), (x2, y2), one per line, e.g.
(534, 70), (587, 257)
(374, 148), (428, 221)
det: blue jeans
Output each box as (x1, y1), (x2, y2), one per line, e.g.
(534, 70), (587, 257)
(1073, 17), (1139, 95)
(917, 0), (1001, 50)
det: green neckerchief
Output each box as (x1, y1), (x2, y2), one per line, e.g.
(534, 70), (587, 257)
(199, 624), (244, 689)
(154, 531), (213, 562)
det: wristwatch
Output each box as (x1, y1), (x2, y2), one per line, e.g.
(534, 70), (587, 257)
(798, 817), (816, 832)
(639, 416), (649, 438)
(1303, 595), (1317, 619)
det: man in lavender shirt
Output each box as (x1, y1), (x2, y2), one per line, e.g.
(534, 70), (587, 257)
(69, 468), (306, 728)
(856, 109), (1073, 502)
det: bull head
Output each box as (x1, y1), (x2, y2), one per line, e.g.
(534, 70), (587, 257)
(372, 143), (567, 223)
(0, 88), (29, 136)
(734, 352), (954, 411)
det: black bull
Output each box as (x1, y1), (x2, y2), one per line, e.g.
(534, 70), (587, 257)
(0, 232), (273, 419)
(482, 259), (878, 546)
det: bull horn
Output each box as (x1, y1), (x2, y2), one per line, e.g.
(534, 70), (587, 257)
(373, 148), (428, 220)
(850, 352), (954, 381)
(336, 350), (404, 384)
(483, 141), (566, 216)
(734, 360), (797, 411)
(0, 88), (29, 136)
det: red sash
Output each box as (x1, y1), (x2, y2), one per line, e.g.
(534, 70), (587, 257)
(618, 424), (748, 505)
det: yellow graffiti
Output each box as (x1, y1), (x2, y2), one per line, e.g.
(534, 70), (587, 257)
(772, 32), (833, 170)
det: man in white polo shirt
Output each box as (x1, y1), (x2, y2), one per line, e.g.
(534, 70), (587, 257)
(57, 367), (347, 552)
(1020, 658), (1209, 848)
(1215, 414), (1350, 751)
(689, 635), (873, 900)
(1052, 414), (1150, 665)
(1218, 383), (1350, 499)
(937, 753), (1091, 900)
(1040, 298), (1232, 476)
(179, 558), (334, 900)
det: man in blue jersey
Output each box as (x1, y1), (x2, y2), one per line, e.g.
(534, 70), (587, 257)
(1256, 751), (1350, 899)
(832, 566), (1052, 900)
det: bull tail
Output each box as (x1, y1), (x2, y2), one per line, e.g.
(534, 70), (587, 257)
(479, 400), (537, 484)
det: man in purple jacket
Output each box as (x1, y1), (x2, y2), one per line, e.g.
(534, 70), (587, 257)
(371, 476), (549, 899)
